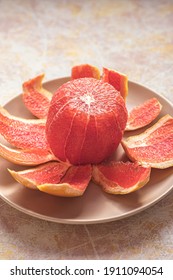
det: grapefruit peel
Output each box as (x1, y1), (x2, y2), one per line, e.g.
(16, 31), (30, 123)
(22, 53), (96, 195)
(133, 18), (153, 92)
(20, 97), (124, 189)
(23, 74), (52, 119)
(37, 165), (92, 197)
(0, 143), (56, 166)
(92, 161), (151, 194)
(126, 98), (162, 131)
(122, 114), (173, 169)
(0, 106), (48, 150)
(71, 64), (100, 80)
(8, 161), (69, 190)
(101, 67), (128, 100)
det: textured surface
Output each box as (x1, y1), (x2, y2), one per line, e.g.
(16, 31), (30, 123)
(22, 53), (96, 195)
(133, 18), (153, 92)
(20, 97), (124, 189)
(0, 0), (173, 260)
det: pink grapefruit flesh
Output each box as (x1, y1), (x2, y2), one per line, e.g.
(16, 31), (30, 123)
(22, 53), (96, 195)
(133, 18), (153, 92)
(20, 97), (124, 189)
(0, 142), (56, 166)
(46, 78), (128, 165)
(0, 106), (48, 150)
(23, 74), (52, 119)
(71, 64), (100, 80)
(126, 98), (162, 131)
(8, 161), (69, 189)
(122, 114), (173, 168)
(92, 161), (151, 194)
(101, 67), (128, 100)
(38, 164), (92, 197)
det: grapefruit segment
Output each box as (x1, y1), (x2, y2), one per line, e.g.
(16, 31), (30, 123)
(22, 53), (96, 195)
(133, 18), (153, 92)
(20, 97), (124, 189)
(0, 142), (56, 166)
(126, 98), (162, 131)
(92, 161), (151, 194)
(23, 74), (52, 119)
(71, 64), (100, 80)
(46, 78), (127, 165)
(0, 106), (48, 150)
(38, 164), (92, 197)
(8, 162), (69, 190)
(122, 115), (173, 168)
(112, 94), (128, 132)
(102, 67), (128, 100)
(64, 111), (90, 164)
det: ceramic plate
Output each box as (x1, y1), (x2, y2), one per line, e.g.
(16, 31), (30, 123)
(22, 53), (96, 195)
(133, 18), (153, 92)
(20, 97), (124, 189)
(0, 77), (173, 224)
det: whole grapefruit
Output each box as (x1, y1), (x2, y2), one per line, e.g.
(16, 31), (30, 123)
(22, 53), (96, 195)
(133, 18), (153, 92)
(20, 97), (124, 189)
(46, 78), (127, 165)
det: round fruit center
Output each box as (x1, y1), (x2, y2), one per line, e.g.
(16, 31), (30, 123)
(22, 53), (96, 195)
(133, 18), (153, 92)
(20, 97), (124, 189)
(46, 78), (127, 165)
(80, 94), (95, 106)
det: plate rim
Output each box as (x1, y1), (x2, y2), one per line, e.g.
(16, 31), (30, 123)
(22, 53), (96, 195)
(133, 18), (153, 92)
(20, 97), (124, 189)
(0, 184), (173, 225)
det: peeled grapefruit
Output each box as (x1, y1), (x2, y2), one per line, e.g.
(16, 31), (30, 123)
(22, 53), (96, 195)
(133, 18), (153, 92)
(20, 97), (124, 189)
(101, 67), (128, 100)
(126, 98), (162, 131)
(8, 161), (69, 189)
(0, 106), (48, 150)
(0, 142), (56, 166)
(46, 78), (128, 165)
(92, 161), (151, 194)
(38, 164), (92, 197)
(23, 74), (52, 119)
(71, 64), (100, 80)
(122, 114), (173, 168)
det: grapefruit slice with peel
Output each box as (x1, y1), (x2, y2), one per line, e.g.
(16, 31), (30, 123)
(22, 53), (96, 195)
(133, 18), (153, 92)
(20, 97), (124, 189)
(122, 114), (173, 168)
(92, 161), (151, 194)
(71, 64), (100, 80)
(23, 74), (52, 118)
(8, 162), (69, 189)
(0, 142), (56, 166)
(101, 67), (128, 100)
(126, 98), (162, 131)
(46, 78), (127, 165)
(0, 106), (48, 150)
(38, 164), (92, 197)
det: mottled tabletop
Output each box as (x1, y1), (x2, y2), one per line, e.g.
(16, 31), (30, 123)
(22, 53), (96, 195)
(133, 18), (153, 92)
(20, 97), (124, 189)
(0, 0), (173, 260)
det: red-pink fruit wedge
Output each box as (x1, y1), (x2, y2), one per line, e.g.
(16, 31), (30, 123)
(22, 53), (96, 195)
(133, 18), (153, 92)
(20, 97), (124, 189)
(71, 64), (100, 80)
(23, 74), (52, 119)
(101, 67), (128, 100)
(46, 78), (127, 165)
(92, 161), (151, 194)
(122, 114), (173, 169)
(37, 164), (92, 197)
(8, 161), (69, 189)
(126, 98), (162, 131)
(0, 106), (48, 150)
(0, 142), (56, 166)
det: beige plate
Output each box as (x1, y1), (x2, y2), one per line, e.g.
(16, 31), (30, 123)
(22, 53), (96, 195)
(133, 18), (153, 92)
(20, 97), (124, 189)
(0, 77), (173, 224)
